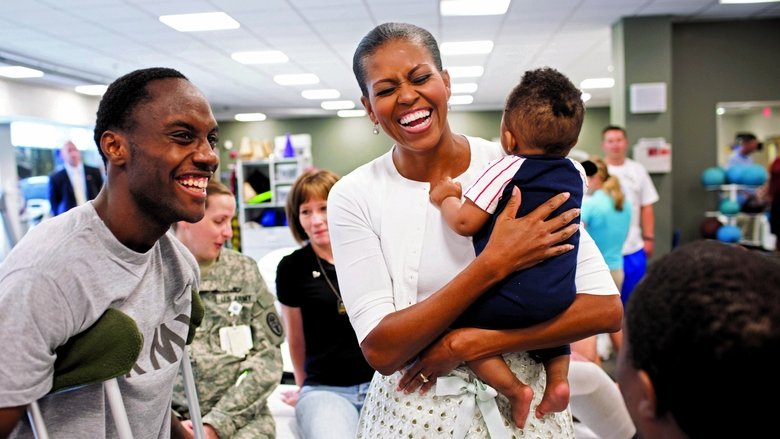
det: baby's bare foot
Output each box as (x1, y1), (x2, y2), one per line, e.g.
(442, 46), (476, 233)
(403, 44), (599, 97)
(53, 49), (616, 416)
(535, 379), (570, 419)
(502, 382), (535, 428)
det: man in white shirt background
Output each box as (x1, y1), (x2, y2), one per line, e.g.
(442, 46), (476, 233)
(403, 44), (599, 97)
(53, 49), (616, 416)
(48, 140), (104, 216)
(601, 125), (659, 307)
(726, 132), (761, 169)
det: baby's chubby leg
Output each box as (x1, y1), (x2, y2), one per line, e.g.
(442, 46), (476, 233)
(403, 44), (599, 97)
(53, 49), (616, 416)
(467, 356), (534, 428)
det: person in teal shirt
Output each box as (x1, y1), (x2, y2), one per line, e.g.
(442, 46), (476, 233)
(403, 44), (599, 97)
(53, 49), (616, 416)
(574, 156), (631, 364)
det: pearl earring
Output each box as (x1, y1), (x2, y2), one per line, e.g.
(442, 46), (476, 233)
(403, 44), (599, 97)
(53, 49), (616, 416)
(372, 123), (380, 135)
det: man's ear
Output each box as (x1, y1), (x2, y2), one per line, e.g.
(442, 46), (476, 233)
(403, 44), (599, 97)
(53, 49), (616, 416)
(100, 131), (127, 166)
(636, 369), (659, 421)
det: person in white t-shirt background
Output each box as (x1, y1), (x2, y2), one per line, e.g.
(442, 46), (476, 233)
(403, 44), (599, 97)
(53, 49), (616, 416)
(600, 125), (659, 307)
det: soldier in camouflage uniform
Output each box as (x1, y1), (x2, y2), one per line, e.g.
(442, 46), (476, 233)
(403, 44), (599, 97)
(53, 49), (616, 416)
(173, 180), (285, 439)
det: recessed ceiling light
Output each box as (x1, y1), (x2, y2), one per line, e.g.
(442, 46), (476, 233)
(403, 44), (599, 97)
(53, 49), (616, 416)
(580, 78), (615, 89)
(321, 100), (355, 110)
(159, 12), (240, 32)
(440, 0), (511, 16)
(231, 50), (288, 64)
(441, 41), (494, 55)
(74, 84), (108, 96)
(449, 95), (474, 105)
(273, 73), (320, 86)
(451, 82), (478, 94)
(302, 89), (341, 100)
(234, 113), (267, 122)
(0, 66), (44, 79)
(581, 92), (592, 103)
(716, 107), (726, 115)
(337, 109), (367, 118)
(447, 66), (484, 78)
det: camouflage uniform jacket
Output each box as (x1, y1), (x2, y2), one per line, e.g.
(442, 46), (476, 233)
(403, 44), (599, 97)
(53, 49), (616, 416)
(173, 248), (285, 438)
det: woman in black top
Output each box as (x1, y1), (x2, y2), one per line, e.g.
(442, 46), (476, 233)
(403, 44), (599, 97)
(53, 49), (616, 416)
(276, 170), (374, 439)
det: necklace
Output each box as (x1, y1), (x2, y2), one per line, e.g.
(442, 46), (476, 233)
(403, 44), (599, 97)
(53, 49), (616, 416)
(314, 251), (347, 315)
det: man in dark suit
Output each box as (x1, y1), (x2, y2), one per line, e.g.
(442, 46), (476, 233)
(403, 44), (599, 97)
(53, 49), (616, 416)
(48, 140), (104, 216)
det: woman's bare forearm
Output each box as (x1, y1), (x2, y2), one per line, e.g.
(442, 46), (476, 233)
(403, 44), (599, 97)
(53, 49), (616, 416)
(361, 190), (579, 374)
(449, 293), (623, 362)
(361, 251), (507, 374)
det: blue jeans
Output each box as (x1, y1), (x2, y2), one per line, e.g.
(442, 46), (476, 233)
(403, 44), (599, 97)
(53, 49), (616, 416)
(296, 382), (371, 439)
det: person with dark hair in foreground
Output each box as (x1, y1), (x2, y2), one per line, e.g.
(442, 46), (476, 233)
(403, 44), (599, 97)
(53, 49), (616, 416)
(617, 240), (780, 438)
(0, 67), (219, 438)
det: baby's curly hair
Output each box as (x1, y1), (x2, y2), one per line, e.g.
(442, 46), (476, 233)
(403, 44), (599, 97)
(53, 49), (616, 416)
(504, 67), (584, 155)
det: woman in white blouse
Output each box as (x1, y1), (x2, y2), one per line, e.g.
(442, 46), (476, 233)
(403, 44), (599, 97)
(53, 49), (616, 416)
(328, 22), (623, 438)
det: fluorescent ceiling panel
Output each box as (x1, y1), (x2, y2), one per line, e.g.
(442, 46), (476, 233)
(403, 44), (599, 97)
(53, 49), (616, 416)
(441, 41), (494, 55)
(580, 78), (615, 89)
(159, 12), (240, 32)
(302, 89), (340, 100)
(74, 84), (108, 96)
(451, 82), (478, 93)
(234, 113), (267, 122)
(450, 95), (474, 105)
(337, 109), (367, 118)
(0, 66), (44, 78)
(440, 0), (511, 16)
(273, 73), (320, 86)
(321, 100), (355, 110)
(231, 50), (288, 64)
(447, 66), (484, 78)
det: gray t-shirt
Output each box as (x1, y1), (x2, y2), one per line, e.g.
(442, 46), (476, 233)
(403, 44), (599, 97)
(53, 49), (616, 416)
(0, 202), (199, 438)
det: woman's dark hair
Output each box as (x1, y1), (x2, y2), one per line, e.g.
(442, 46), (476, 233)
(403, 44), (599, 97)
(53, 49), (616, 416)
(285, 169), (340, 243)
(352, 22), (442, 97)
(93, 67), (187, 163)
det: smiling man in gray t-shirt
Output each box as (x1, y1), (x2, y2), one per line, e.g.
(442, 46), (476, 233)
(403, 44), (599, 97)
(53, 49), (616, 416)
(0, 67), (220, 439)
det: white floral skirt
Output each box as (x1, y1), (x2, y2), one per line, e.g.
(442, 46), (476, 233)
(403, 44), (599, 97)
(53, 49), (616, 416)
(357, 352), (575, 438)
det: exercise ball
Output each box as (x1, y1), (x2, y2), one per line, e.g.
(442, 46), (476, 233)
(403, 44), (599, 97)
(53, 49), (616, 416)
(741, 194), (768, 214)
(741, 164), (768, 186)
(716, 224), (741, 243)
(699, 217), (723, 239)
(725, 165), (747, 185)
(701, 166), (726, 187)
(719, 199), (741, 215)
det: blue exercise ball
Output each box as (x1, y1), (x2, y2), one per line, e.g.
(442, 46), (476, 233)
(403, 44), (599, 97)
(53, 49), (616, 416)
(716, 224), (741, 243)
(701, 166), (726, 187)
(726, 165), (748, 185)
(741, 164), (768, 186)
(719, 199), (740, 215)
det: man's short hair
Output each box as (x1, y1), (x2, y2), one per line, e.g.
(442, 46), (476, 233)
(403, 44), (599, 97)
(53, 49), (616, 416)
(93, 67), (187, 163)
(601, 125), (626, 137)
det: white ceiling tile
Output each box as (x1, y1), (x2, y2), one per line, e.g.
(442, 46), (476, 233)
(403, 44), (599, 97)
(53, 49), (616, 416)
(0, 0), (778, 118)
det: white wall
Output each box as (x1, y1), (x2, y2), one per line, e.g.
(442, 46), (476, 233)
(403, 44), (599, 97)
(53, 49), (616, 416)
(0, 79), (100, 259)
(0, 78), (99, 125)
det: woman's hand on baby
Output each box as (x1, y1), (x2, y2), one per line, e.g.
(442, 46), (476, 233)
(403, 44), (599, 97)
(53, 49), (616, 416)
(484, 186), (579, 276)
(429, 177), (462, 206)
